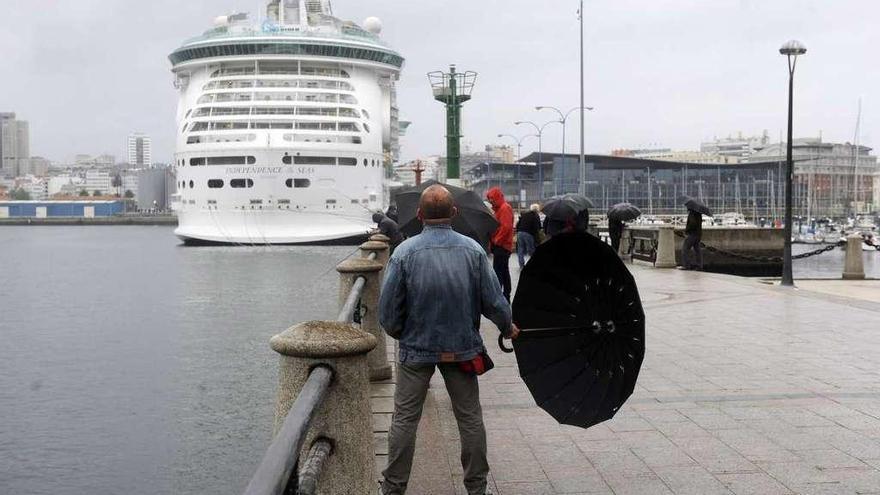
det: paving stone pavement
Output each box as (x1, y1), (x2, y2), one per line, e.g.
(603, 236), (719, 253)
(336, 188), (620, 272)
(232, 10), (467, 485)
(372, 261), (880, 495)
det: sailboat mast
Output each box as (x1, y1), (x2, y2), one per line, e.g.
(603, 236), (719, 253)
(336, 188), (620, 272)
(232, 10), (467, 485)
(852, 98), (862, 215)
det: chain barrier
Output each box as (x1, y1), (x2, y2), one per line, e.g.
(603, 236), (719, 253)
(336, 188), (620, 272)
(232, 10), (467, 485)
(672, 230), (851, 263)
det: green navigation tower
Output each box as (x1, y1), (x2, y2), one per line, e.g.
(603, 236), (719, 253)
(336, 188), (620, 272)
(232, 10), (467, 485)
(428, 65), (477, 183)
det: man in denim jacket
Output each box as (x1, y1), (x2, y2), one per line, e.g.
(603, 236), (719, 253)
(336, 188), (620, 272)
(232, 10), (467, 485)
(379, 185), (518, 495)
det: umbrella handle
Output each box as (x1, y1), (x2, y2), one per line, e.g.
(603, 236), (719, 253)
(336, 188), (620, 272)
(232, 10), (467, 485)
(498, 334), (514, 353)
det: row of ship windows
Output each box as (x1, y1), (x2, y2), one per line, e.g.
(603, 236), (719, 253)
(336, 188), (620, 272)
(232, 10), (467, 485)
(170, 43), (403, 68)
(187, 121), (368, 132)
(203, 79), (355, 91)
(177, 178), (307, 189)
(185, 134), (363, 145)
(210, 67), (350, 78)
(179, 156), (381, 167)
(190, 107), (362, 118)
(197, 92), (359, 105)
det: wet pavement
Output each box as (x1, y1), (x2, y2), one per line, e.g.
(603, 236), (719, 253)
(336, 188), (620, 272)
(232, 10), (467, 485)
(373, 261), (880, 494)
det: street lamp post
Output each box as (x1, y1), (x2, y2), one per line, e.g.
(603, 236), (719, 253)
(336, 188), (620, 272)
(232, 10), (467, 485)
(515, 120), (560, 199)
(536, 105), (594, 194)
(779, 40), (807, 287)
(498, 133), (538, 207)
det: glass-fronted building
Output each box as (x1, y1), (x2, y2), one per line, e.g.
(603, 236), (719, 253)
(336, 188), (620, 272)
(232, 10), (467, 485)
(466, 143), (878, 219)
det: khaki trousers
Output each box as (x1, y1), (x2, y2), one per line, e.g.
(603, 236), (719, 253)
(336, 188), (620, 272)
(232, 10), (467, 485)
(381, 362), (489, 495)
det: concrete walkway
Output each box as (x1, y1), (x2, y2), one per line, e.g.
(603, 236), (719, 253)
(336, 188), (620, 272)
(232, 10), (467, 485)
(372, 262), (880, 495)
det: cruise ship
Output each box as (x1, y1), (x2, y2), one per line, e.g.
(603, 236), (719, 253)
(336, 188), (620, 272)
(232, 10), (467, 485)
(168, 0), (404, 244)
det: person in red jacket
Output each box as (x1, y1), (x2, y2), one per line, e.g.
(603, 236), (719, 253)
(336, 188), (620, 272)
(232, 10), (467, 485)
(486, 187), (514, 301)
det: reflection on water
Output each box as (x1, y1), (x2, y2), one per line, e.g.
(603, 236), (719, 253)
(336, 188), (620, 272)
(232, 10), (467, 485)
(0, 226), (352, 495)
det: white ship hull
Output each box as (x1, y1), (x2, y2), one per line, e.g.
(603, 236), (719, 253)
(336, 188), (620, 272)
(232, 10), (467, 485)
(175, 209), (373, 244)
(168, 1), (403, 245)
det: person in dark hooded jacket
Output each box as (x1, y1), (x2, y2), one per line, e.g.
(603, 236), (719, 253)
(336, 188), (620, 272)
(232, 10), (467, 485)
(373, 211), (405, 253)
(682, 209), (703, 270)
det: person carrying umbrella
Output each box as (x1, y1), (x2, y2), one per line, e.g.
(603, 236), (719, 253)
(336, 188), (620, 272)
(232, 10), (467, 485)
(373, 211), (405, 254)
(378, 185), (519, 495)
(515, 203), (541, 269)
(681, 198), (709, 270)
(486, 187), (514, 301)
(542, 193), (592, 238)
(607, 203), (641, 254)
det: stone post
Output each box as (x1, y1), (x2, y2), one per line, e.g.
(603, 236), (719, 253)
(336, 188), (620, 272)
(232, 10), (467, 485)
(619, 228), (631, 261)
(337, 257), (392, 381)
(370, 233), (391, 244)
(360, 240), (390, 269)
(270, 321), (377, 495)
(843, 234), (866, 280)
(655, 225), (677, 268)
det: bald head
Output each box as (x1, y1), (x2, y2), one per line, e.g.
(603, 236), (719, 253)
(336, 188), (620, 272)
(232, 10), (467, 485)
(419, 185), (456, 225)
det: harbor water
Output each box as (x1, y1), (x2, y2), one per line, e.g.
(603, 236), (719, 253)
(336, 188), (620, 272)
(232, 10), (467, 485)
(0, 226), (877, 494)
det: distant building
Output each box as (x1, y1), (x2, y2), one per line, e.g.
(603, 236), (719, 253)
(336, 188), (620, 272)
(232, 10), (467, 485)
(135, 167), (171, 210)
(393, 156), (443, 186)
(611, 148), (737, 164)
(16, 176), (49, 201)
(84, 169), (113, 196)
(512, 142), (877, 218)
(48, 175), (85, 196)
(74, 154), (116, 168)
(0, 200), (124, 219)
(127, 133), (152, 167)
(1, 113), (30, 177)
(16, 156), (51, 177)
(749, 137), (879, 216)
(700, 131), (771, 162)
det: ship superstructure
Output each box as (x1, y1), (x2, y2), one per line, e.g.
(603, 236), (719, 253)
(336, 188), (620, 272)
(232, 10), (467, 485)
(169, 0), (404, 244)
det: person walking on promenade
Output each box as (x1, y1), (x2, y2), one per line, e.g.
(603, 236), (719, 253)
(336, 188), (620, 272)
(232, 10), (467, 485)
(378, 184), (518, 495)
(608, 218), (625, 253)
(486, 187), (514, 301)
(515, 204), (541, 269)
(682, 209), (703, 270)
(373, 211), (405, 254)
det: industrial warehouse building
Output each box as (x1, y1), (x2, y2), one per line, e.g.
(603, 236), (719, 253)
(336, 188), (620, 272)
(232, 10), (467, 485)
(0, 200), (124, 218)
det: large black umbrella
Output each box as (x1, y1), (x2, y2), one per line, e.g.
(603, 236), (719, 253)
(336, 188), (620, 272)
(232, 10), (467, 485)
(682, 196), (712, 216)
(501, 232), (645, 429)
(394, 180), (499, 250)
(542, 194), (594, 236)
(608, 203), (641, 222)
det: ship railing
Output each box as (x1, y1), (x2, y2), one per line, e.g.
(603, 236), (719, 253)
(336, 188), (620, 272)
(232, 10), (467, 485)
(243, 234), (392, 495)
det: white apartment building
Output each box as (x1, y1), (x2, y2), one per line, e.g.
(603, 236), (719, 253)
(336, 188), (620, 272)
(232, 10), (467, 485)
(84, 169), (113, 195)
(700, 131), (771, 162)
(127, 133), (152, 167)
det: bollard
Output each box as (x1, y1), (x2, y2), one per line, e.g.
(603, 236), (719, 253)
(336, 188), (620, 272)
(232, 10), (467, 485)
(360, 240), (390, 269)
(843, 234), (866, 280)
(370, 233), (391, 244)
(618, 229), (631, 261)
(270, 321), (377, 495)
(655, 225), (677, 268)
(337, 257), (393, 381)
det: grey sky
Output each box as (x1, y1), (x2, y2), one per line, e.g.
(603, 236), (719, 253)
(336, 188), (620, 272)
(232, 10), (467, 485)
(1, 0), (876, 164)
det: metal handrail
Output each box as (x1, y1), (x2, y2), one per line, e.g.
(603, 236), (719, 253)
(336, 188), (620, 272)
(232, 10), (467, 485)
(243, 365), (334, 495)
(336, 251), (378, 323)
(337, 277), (366, 322)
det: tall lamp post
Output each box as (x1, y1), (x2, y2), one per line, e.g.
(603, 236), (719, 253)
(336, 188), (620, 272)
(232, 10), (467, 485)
(578, 0), (587, 199)
(779, 40), (806, 287)
(515, 120), (560, 199)
(536, 105), (594, 193)
(428, 65), (477, 186)
(498, 133), (538, 207)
